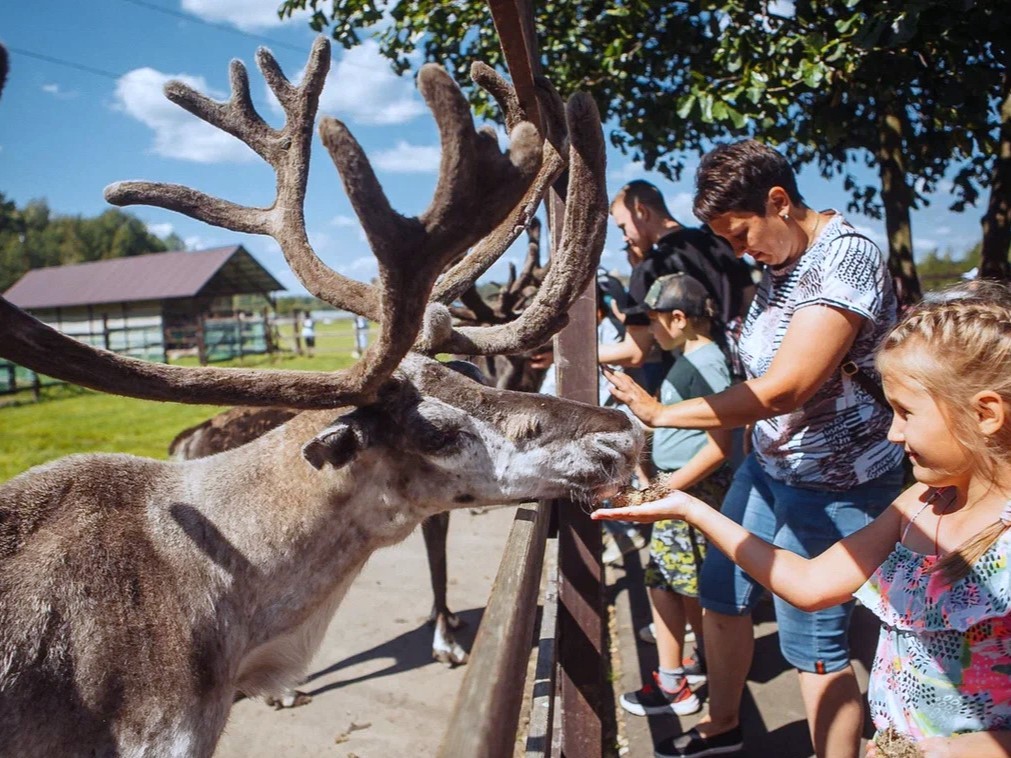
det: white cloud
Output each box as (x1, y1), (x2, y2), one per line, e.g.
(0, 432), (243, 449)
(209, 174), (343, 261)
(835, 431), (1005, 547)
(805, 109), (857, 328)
(345, 255), (379, 279)
(146, 222), (175, 239)
(181, 0), (304, 31)
(372, 141), (441, 173)
(851, 224), (887, 251)
(184, 235), (210, 250)
(607, 160), (646, 183)
(268, 40), (424, 126)
(933, 225), (952, 236)
(330, 214), (357, 227)
(41, 83), (77, 99)
(114, 68), (257, 164)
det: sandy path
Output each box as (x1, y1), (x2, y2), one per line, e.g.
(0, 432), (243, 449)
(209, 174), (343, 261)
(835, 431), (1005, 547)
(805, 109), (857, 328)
(214, 505), (519, 757)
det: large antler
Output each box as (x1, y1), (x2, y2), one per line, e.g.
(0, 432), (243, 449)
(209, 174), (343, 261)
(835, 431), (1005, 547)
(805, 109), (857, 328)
(0, 38), (552, 408)
(427, 87), (608, 357)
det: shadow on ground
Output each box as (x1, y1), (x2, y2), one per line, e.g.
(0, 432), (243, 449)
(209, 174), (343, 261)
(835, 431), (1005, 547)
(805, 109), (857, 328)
(303, 606), (486, 697)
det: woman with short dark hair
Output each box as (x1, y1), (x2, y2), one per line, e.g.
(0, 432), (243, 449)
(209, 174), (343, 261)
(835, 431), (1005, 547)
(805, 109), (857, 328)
(605, 139), (904, 758)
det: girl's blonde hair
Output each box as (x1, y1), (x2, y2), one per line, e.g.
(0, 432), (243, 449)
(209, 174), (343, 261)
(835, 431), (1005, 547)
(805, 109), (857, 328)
(877, 280), (1011, 583)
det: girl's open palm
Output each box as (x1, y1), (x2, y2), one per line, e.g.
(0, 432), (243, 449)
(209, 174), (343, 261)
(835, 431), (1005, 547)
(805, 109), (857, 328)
(591, 491), (704, 524)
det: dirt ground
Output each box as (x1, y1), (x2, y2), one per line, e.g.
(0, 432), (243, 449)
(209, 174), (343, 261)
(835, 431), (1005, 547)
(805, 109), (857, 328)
(214, 505), (520, 758)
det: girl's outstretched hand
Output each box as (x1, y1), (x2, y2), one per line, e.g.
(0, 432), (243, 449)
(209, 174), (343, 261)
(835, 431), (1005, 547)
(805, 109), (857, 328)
(601, 366), (660, 425)
(591, 491), (703, 524)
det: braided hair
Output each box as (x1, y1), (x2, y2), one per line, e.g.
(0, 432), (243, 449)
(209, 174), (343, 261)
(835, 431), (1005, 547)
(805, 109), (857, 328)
(877, 280), (1011, 582)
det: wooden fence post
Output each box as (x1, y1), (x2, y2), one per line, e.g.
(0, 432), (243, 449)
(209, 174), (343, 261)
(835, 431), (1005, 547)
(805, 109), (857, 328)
(197, 314), (208, 366)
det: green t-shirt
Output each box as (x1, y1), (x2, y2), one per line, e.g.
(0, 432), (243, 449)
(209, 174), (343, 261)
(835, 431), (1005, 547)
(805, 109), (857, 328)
(651, 341), (732, 472)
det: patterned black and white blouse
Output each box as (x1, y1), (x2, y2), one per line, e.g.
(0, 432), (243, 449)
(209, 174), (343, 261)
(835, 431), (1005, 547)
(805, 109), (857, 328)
(738, 212), (904, 491)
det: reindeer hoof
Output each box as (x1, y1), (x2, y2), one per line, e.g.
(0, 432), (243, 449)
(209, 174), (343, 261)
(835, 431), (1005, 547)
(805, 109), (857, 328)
(432, 645), (469, 666)
(266, 690), (313, 709)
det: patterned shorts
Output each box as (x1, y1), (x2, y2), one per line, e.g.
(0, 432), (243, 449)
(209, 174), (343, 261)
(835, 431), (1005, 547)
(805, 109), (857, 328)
(644, 468), (732, 597)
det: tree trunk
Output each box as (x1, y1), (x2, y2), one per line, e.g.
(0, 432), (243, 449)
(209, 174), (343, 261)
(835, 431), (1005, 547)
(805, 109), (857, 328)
(877, 104), (922, 306)
(980, 72), (1011, 281)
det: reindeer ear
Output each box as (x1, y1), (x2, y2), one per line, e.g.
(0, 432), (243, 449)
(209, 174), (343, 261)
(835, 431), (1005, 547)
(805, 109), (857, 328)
(302, 423), (361, 470)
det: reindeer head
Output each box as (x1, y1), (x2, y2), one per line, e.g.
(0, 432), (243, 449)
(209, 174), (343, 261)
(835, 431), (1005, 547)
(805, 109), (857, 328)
(301, 355), (638, 510)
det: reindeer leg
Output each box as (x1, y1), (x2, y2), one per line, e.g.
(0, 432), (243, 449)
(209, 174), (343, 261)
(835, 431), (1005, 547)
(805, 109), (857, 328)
(264, 689), (313, 710)
(421, 512), (467, 665)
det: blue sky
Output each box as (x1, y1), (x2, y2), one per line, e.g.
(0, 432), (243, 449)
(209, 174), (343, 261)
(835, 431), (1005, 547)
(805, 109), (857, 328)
(0, 1), (985, 298)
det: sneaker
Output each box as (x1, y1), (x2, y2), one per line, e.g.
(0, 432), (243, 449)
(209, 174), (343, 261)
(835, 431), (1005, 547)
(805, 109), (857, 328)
(681, 650), (707, 685)
(654, 726), (743, 757)
(638, 622), (656, 644)
(619, 672), (700, 717)
(638, 622), (695, 645)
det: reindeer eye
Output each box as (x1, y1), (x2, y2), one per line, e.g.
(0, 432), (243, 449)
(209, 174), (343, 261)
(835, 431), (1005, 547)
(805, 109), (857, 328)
(407, 401), (468, 454)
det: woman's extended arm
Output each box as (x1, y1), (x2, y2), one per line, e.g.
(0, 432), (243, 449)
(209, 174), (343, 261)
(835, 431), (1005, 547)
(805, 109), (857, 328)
(606, 304), (865, 429)
(593, 488), (902, 610)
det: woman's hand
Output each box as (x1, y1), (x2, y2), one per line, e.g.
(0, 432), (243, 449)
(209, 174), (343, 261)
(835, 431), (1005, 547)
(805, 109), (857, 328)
(602, 366), (660, 424)
(591, 491), (704, 524)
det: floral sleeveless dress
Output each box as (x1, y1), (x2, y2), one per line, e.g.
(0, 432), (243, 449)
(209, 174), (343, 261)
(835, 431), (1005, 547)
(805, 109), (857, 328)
(854, 529), (1011, 738)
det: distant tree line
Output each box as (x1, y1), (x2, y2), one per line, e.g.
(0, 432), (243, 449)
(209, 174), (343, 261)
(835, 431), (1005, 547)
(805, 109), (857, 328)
(916, 243), (981, 291)
(0, 194), (185, 292)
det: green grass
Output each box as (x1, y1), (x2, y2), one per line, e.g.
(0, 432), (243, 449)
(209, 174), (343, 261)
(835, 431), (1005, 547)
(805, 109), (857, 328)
(0, 319), (363, 483)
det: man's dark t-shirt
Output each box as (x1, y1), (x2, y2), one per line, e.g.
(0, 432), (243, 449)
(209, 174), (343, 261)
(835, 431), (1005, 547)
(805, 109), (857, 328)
(624, 225), (752, 328)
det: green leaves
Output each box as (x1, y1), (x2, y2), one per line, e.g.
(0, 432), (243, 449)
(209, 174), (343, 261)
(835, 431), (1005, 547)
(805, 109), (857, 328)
(278, 0), (1008, 230)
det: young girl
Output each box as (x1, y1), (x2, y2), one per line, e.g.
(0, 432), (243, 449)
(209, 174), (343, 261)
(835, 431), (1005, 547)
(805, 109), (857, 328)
(597, 281), (1011, 756)
(604, 273), (734, 718)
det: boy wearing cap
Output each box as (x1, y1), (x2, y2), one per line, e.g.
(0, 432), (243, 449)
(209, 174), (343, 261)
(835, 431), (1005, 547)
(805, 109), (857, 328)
(605, 273), (734, 718)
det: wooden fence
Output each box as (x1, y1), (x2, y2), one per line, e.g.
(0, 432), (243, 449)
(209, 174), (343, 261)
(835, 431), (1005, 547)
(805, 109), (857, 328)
(0, 313), (275, 396)
(439, 3), (611, 755)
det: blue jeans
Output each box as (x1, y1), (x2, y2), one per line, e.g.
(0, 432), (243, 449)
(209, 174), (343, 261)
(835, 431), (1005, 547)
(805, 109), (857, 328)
(699, 454), (903, 673)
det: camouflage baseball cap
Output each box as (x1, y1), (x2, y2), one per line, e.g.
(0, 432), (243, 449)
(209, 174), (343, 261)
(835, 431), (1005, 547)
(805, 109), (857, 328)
(643, 273), (711, 316)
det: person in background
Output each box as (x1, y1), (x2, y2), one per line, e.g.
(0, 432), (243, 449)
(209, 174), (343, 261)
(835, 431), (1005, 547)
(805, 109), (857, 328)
(609, 273), (734, 720)
(300, 315), (315, 358)
(353, 315), (369, 358)
(597, 281), (1011, 758)
(605, 140), (904, 758)
(601, 180), (755, 389)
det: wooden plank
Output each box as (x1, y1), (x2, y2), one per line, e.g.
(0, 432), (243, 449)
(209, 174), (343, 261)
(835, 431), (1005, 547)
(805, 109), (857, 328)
(552, 173), (607, 757)
(524, 536), (559, 756)
(487, 0), (543, 128)
(437, 501), (552, 758)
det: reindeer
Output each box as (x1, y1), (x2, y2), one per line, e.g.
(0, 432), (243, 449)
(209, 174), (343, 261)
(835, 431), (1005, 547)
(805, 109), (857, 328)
(0, 38), (642, 757)
(165, 220), (551, 678)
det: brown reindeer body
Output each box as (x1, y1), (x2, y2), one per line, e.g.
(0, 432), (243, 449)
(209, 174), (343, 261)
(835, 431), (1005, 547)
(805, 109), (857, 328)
(0, 356), (641, 756)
